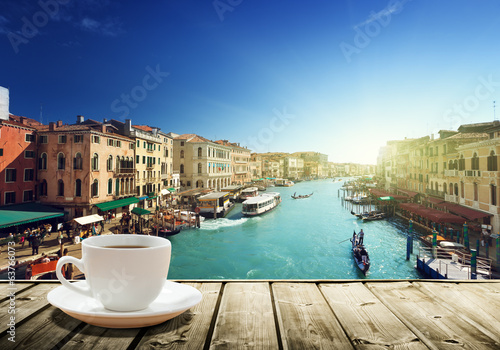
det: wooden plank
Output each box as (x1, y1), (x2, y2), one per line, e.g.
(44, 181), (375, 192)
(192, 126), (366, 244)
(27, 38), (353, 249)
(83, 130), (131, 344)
(0, 306), (83, 350)
(58, 325), (141, 350)
(319, 282), (426, 349)
(210, 282), (279, 349)
(0, 283), (34, 302)
(414, 282), (500, 343)
(273, 282), (353, 349)
(0, 283), (59, 335)
(367, 282), (498, 349)
(137, 282), (222, 349)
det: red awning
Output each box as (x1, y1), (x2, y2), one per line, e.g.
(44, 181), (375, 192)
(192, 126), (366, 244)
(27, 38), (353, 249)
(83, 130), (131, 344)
(439, 203), (491, 221)
(399, 203), (466, 224)
(426, 197), (444, 205)
(369, 189), (408, 200)
(397, 189), (418, 197)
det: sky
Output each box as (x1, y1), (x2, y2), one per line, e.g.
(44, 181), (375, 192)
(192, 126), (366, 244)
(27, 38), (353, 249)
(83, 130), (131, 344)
(1, 0), (500, 164)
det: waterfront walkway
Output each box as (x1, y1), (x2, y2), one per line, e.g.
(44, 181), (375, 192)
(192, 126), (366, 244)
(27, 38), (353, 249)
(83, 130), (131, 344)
(0, 216), (125, 276)
(1, 280), (499, 349)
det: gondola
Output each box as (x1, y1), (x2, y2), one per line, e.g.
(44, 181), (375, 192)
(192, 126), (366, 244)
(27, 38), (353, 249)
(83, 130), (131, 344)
(350, 231), (370, 275)
(291, 192), (313, 199)
(157, 227), (181, 237)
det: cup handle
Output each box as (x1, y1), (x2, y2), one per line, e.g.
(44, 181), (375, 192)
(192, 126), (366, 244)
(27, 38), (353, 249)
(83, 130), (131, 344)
(56, 256), (92, 298)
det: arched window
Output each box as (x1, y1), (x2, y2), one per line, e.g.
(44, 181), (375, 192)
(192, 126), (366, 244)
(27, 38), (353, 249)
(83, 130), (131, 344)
(57, 153), (65, 170)
(180, 164), (184, 174)
(198, 163), (202, 174)
(40, 180), (47, 196)
(488, 150), (497, 171)
(91, 179), (99, 197)
(471, 153), (479, 170)
(458, 155), (465, 171)
(449, 183), (453, 195)
(39, 153), (47, 170)
(75, 179), (82, 197)
(74, 152), (83, 170)
(198, 147), (202, 157)
(107, 155), (113, 171)
(92, 153), (99, 171)
(57, 180), (64, 196)
(108, 179), (113, 194)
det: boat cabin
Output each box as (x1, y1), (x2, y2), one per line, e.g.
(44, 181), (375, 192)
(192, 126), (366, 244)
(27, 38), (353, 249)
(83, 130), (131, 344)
(221, 185), (243, 201)
(239, 187), (259, 200)
(197, 192), (233, 218)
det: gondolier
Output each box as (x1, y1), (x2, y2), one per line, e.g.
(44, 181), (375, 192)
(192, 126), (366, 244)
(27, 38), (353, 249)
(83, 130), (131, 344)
(358, 229), (364, 244)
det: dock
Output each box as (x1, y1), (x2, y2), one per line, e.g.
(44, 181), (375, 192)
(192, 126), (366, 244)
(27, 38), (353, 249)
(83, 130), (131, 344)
(2, 280), (500, 349)
(417, 246), (493, 280)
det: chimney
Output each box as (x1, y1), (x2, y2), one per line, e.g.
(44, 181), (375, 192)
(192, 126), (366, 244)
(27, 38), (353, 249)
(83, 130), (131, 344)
(20, 117), (28, 125)
(103, 118), (108, 123)
(152, 127), (159, 136)
(57, 120), (63, 127)
(76, 115), (84, 124)
(102, 124), (106, 133)
(125, 119), (132, 135)
(49, 122), (56, 131)
(0, 86), (9, 121)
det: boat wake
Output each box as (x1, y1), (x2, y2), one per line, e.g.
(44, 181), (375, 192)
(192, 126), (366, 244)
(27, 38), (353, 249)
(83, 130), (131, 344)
(200, 217), (250, 230)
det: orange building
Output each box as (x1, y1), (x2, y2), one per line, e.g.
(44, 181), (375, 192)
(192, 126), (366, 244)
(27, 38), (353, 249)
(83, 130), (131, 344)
(0, 115), (40, 205)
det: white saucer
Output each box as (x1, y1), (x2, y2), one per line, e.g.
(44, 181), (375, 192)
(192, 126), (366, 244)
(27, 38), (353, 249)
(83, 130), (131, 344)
(47, 281), (202, 328)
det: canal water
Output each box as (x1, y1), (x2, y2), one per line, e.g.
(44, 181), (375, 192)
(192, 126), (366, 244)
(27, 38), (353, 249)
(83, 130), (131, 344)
(168, 179), (423, 280)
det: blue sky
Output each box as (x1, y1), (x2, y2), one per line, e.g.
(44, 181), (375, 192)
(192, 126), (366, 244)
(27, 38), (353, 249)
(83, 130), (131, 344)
(1, 0), (500, 164)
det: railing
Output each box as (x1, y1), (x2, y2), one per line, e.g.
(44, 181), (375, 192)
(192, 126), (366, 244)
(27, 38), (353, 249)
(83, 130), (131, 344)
(444, 170), (459, 177)
(463, 170), (481, 177)
(444, 194), (459, 203)
(418, 246), (492, 279)
(115, 168), (135, 175)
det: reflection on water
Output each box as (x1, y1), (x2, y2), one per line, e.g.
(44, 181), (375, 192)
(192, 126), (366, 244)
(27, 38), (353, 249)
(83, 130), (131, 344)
(168, 179), (423, 280)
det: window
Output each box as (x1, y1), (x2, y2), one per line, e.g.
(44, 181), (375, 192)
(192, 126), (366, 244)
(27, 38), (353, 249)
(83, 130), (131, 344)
(91, 180), (98, 197)
(474, 183), (478, 201)
(24, 150), (34, 158)
(180, 141), (184, 146)
(143, 156), (146, 164)
(40, 180), (47, 196)
(5, 169), (16, 182)
(23, 190), (33, 202)
(39, 135), (48, 144)
(5, 192), (15, 204)
(471, 153), (479, 170)
(57, 153), (66, 170)
(180, 150), (184, 158)
(198, 147), (202, 157)
(24, 169), (34, 181)
(25, 134), (35, 142)
(58, 135), (67, 144)
(458, 155), (465, 171)
(107, 155), (113, 171)
(74, 135), (83, 143)
(108, 179), (113, 194)
(459, 182), (463, 198)
(93, 136), (100, 144)
(0, 148), (3, 156)
(92, 153), (99, 171)
(198, 163), (202, 174)
(108, 139), (114, 146)
(116, 140), (121, 148)
(180, 164), (184, 174)
(57, 180), (64, 196)
(491, 184), (497, 206)
(487, 151), (497, 171)
(75, 179), (82, 197)
(137, 140), (140, 148)
(74, 152), (83, 170)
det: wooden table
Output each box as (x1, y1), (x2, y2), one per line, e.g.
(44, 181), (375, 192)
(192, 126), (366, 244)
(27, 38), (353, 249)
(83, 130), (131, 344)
(1, 280), (500, 349)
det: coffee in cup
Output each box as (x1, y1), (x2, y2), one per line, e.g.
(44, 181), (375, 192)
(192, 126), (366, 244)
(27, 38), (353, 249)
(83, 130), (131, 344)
(56, 234), (171, 312)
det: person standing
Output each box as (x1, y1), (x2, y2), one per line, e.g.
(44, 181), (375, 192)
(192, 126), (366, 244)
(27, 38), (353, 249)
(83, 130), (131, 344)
(32, 233), (41, 255)
(358, 229), (365, 245)
(63, 248), (74, 280)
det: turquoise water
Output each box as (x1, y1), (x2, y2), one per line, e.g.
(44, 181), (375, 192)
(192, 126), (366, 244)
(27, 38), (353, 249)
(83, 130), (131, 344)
(168, 179), (422, 280)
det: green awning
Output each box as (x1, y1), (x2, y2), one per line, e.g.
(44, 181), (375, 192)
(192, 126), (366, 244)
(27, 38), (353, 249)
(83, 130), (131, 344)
(96, 197), (139, 211)
(378, 196), (394, 201)
(168, 188), (176, 192)
(0, 203), (65, 229)
(131, 207), (151, 216)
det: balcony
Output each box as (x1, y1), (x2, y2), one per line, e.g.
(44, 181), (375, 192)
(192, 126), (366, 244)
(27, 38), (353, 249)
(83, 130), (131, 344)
(444, 194), (459, 203)
(464, 170), (481, 177)
(115, 168), (135, 175)
(444, 170), (459, 177)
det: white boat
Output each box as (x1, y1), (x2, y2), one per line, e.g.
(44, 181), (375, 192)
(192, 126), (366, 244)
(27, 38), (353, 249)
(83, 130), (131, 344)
(242, 192), (282, 217)
(173, 210), (205, 223)
(283, 181), (294, 187)
(239, 187), (259, 201)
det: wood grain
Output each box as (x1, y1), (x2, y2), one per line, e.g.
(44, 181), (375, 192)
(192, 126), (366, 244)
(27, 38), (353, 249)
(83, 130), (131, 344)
(137, 282), (222, 350)
(320, 282), (426, 349)
(273, 282), (354, 349)
(209, 282), (278, 349)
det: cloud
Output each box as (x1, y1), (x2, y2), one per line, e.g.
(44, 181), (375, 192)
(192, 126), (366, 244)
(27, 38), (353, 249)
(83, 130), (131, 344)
(78, 16), (123, 37)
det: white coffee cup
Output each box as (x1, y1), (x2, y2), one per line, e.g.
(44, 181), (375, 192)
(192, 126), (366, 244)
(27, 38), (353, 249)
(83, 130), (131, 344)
(56, 234), (171, 312)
